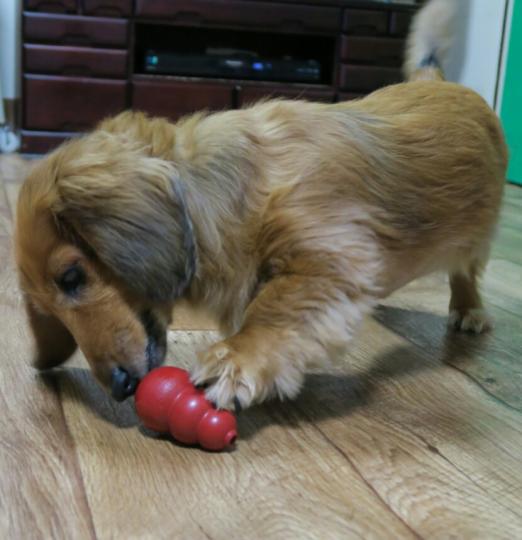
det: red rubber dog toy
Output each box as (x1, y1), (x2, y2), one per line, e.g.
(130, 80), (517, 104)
(135, 366), (237, 451)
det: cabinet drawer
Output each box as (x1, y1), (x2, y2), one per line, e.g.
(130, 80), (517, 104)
(340, 36), (405, 67)
(25, 0), (77, 13)
(342, 9), (388, 36)
(238, 84), (334, 106)
(24, 13), (128, 48)
(339, 65), (401, 92)
(135, 1), (340, 35)
(337, 92), (364, 103)
(24, 75), (127, 130)
(24, 44), (127, 78)
(82, 0), (132, 17)
(21, 130), (78, 154)
(132, 78), (233, 121)
(389, 11), (413, 37)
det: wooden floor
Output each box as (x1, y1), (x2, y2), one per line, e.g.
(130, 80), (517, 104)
(1, 153), (522, 539)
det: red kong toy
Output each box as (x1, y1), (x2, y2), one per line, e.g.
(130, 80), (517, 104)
(135, 366), (237, 451)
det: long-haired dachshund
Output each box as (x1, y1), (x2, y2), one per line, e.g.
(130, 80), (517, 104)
(15, 0), (508, 408)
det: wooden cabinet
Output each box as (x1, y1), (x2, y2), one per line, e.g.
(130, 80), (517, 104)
(133, 77), (234, 121)
(82, 0), (133, 17)
(25, 0), (78, 13)
(24, 13), (128, 47)
(21, 1), (419, 153)
(338, 6), (412, 96)
(24, 44), (128, 78)
(20, 130), (79, 153)
(340, 36), (405, 66)
(24, 75), (127, 130)
(337, 92), (363, 102)
(342, 9), (388, 36)
(237, 84), (335, 106)
(135, 0), (340, 34)
(339, 65), (402, 92)
(389, 11), (414, 37)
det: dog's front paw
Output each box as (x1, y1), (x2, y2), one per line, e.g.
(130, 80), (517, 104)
(191, 342), (264, 410)
(448, 308), (492, 334)
(191, 338), (304, 410)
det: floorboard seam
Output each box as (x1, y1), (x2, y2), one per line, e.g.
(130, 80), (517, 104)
(48, 374), (99, 540)
(1, 177), (13, 220)
(378, 412), (522, 521)
(374, 317), (522, 415)
(311, 423), (424, 540)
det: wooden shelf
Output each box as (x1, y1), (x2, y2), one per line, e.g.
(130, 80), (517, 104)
(21, 0), (418, 153)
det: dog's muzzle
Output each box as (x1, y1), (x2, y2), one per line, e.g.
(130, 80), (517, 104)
(110, 311), (167, 401)
(111, 367), (139, 401)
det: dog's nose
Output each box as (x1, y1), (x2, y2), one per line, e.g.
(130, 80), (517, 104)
(111, 367), (139, 401)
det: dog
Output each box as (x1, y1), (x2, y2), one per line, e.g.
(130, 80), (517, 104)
(15, 0), (508, 409)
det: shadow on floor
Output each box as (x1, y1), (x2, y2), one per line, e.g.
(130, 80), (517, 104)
(38, 305), (491, 443)
(40, 367), (139, 429)
(373, 304), (522, 411)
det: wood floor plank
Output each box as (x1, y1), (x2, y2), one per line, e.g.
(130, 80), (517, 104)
(492, 185), (522, 265)
(56, 333), (417, 540)
(292, 317), (522, 537)
(0, 183), (96, 539)
(482, 259), (522, 317)
(4, 181), (20, 222)
(504, 184), (522, 206)
(171, 300), (219, 331)
(0, 154), (33, 184)
(0, 182), (12, 237)
(2, 157), (521, 539)
(500, 202), (522, 231)
(375, 275), (522, 411)
(493, 226), (522, 265)
(57, 321), (522, 539)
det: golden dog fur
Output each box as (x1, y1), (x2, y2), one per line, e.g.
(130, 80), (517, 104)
(15, 1), (508, 409)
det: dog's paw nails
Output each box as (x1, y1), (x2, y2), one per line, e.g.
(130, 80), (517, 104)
(190, 343), (259, 410)
(205, 374), (257, 411)
(448, 308), (492, 334)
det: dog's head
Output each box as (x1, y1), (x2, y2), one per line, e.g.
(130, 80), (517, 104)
(15, 130), (196, 400)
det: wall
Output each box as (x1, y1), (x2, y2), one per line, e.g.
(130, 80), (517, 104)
(0, 0), (22, 100)
(500, 0), (522, 184)
(445, 0), (508, 108)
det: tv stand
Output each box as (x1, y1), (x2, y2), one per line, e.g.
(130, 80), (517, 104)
(21, 0), (419, 153)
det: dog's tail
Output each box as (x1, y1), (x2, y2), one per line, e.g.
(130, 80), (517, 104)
(403, 0), (457, 82)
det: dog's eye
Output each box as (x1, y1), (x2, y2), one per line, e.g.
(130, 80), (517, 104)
(56, 266), (86, 295)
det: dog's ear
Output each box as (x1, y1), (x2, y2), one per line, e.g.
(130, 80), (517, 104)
(52, 144), (196, 302)
(25, 300), (78, 370)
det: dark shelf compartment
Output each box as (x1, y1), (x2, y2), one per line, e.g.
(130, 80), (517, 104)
(134, 24), (336, 86)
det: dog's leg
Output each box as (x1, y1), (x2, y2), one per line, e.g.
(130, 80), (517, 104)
(448, 259), (491, 333)
(192, 272), (373, 410)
